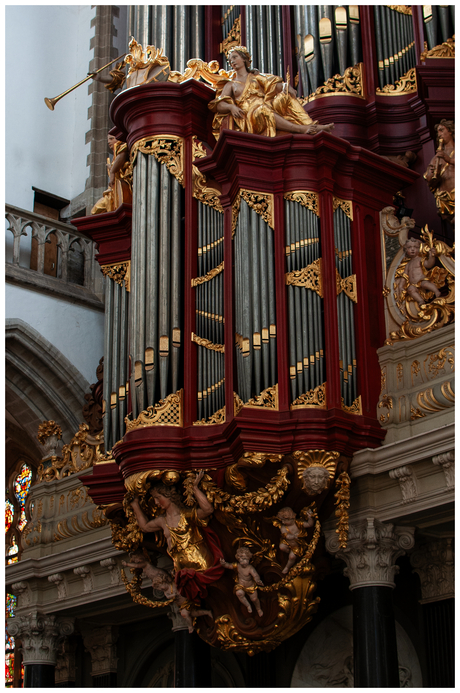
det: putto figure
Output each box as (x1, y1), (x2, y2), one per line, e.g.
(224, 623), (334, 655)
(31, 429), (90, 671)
(395, 238), (441, 307)
(220, 546), (264, 617)
(302, 465), (331, 495)
(129, 471), (224, 601)
(424, 119), (455, 226)
(275, 507), (315, 574)
(208, 46), (334, 140)
(91, 133), (132, 215)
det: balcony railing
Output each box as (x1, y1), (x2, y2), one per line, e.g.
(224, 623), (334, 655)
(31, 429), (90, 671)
(5, 204), (103, 304)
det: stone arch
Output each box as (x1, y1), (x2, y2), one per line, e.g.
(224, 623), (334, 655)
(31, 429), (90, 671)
(5, 318), (90, 446)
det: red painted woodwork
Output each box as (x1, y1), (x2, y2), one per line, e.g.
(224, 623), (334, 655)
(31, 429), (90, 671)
(73, 203), (132, 267)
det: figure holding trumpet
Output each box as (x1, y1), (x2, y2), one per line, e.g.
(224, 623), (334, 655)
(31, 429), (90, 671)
(91, 133), (132, 215)
(424, 119), (455, 227)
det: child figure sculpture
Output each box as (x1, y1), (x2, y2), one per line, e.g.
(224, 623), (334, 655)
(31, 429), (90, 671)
(220, 546), (264, 617)
(122, 552), (212, 633)
(396, 238), (441, 306)
(276, 507), (315, 574)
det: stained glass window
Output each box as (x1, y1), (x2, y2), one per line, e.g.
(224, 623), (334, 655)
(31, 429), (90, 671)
(5, 501), (13, 534)
(6, 538), (18, 565)
(5, 595), (17, 688)
(13, 465), (32, 532)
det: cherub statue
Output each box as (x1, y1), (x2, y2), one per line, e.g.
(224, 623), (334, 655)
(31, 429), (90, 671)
(91, 133), (132, 215)
(122, 552), (212, 633)
(424, 119), (455, 226)
(274, 506), (315, 574)
(302, 465), (331, 495)
(395, 238), (441, 307)
(208, 46), (334, 141)
(220, 546), (264, 617)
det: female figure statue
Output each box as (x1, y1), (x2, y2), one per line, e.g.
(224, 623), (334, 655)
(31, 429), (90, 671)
(91, 133), (132, 215)
(208, 46), (334, 140)
(424, 119), (455, 226)
(130, 470), (224, 601)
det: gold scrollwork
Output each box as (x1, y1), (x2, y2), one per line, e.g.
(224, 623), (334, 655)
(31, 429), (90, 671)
(192, 137), (223, 212)
(425, 346), (455, 379)
(333, 197), (353, 220)
(191, 261), (224, 287)
(378, 394), (393, 423)
(37, 424), (104, 482)
(191, 332), (225, 353)
(169, 58), (232, 88)
(125, 390), (183, 431)
(416, 387), (453, 413)
(220, 16), (241, 55)
(410, 406), (426, 420)
(240, 190), (274, 229)
(284, 191), (320, 217)
(387, 5), (412, 14)
(131, 136), (184, 187)
(201, 466), (290, 514)
(336, 269), (357, 302)
(334, 472), (351, 549)
(232, 191), (241, 238)
(286, 259), (323, 298)
(100, 261), (131, 292)
(291, 383), (327, 409)
(301, 63), (365, 103)
(376, 67), (417, 95)
(341, 395), (362, 415)
(244, 384), (279, 410)
(233, 392), (244, 416)
(193, 406), (226, 426)
(37, 420), (62, 445)
(421, 36), (455, 61)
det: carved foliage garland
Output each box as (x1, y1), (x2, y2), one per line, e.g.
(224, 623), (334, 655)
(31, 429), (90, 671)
(334, 472), (351, 548)
(131, 136), (184, 187)
(284, 191), (320, 217)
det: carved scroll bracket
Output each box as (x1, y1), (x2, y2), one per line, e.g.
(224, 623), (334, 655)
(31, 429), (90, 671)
(130, 136), (184, 187)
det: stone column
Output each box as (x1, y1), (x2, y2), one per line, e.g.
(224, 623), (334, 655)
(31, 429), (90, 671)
(325, 517), (415, 687)
(169, 604), (212, 688)
(81, 625), (119, 687)
(7, 612), (74, 688)
(410, 537), (454, 687)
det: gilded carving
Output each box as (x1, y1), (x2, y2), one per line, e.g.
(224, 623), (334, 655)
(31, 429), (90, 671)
(220, 16), (241, 55)
(376, 67), (417, 95)
(191, 261), (224, 287)
(291, 383), (327, 409)
(421, 36), (455, 61)
(125, 390), (183, 431)
(192, 137), (223, 212)
(37, 421), (62, 446)
(286, 259), (323, 297)
(240, 190), (274, 229)
(191, 332), (225, 353)
(233, 391), (244, 416)
(130, 136), (184, 187)
(284, 191), (320, 217)
(378, 394), (393, 424)
(333, 197), (353, 220)
(410, 406), (426, 420)
(341, 395), (362, 415)
(100, 261), (131, 291)
(387, 5), (412, 14)
(334, 472), (351, 549)
(380, 367), (387, 393)
(232, 191), (241, 238)
(424, 346), (454, 380)
(300, 63), (365, 103)
(336, 269), (357, 302)
(294, 450), (338, 493)
(244, 384), (279, 410)
(193, 406), (226, 426)
(37, 424), (103, 482)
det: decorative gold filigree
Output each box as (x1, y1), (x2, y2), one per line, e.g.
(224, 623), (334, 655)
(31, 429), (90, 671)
(191, 332), (225, 353)
(421, 35), (455, 61)
(225, 452), (284, 489)
(37, 424), (104, 482)
(220, 16), (241, 55)
(284, 191), (320, 216)
(378, 395), (393, 423)
(301, 63), (365, 103)
(336, 269), (357, 302)
(37, 420), (62, 445)
(125, 39), (169, 73)
(334, 472), (350, 549)
(286, 259), (323, 297)
(100, 261), (131, 291)
(125, 390), (183, 431)
(425, 346), (455, 379)
(376, 67), (417, 95)
(387, 5), (412, 14)
(291, 383), (327, 409)
(191, 261), (224, 287)
(410, 406), (426, 420)
(193, 406), (226, 426)
(294, 450), (338, 483)
(244, 384), (278, 410)
(130, 136), (184, 186)
(169, 58), (232, 88)
(241, 190), (274, 229)
(333, 197), (353, 220)
(201, 466), (290, 514)
(341, 395), (362, 415)
(121, 566), (175, 610)
(192, 137), (223, 212)
(232, 191), (241, 238)
(233, 392), (244, 416)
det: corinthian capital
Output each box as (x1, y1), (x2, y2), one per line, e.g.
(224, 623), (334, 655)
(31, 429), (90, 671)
(324, 517), (415, 589)
(81, 624), (119, 676)
(410, 537), (454, 603)
(6, 612), (74, 665)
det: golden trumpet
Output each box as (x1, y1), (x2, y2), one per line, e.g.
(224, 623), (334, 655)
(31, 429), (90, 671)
(44, 54), (126, 110)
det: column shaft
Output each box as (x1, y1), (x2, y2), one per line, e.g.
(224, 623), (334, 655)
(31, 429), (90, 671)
(423, 598), (454, 687)
(174, 630), (212, 687)
(352, 586), (399, 687)
(24, 664), (55, 688)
